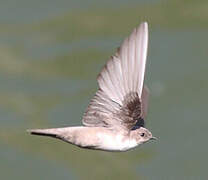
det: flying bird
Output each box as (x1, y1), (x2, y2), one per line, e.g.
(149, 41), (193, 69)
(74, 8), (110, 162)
(28, 22), (157, 152)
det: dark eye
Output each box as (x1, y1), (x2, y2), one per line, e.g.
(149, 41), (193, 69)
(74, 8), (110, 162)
(140, 133), (145, 137)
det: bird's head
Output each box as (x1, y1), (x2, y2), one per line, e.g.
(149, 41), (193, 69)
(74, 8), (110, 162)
(130, 127), (157, 145)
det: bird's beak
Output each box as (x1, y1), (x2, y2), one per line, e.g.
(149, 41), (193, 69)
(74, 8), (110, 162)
(150, 136), (158, 140)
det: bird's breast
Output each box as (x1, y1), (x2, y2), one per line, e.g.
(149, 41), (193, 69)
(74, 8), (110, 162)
(96, 132), (138, 152)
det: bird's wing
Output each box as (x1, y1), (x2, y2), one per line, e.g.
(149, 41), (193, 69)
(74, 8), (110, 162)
(82, 22), (149, 131)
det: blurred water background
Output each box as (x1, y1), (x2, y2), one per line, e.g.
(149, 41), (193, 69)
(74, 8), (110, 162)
(0, 0), (208, 179)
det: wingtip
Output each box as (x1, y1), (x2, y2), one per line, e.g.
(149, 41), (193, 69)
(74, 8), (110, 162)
(140, 21), (148, 31)
(141, 21), (148, 26)
(135, 22), (148, 37)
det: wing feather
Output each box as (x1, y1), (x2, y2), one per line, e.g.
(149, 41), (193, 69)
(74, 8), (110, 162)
(82, 22), (149, 130)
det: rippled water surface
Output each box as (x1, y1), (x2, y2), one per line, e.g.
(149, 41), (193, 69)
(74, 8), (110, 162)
(0, 0), (208, 179)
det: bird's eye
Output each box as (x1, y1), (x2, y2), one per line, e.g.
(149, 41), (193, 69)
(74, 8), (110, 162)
(140, 133), (145, 137)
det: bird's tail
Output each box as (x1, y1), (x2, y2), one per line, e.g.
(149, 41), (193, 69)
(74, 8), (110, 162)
(27, 128), (59, 138)
(27, 127), (73, 140)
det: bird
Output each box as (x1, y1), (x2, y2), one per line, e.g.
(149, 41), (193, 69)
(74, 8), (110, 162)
(27, 22), (157, 152)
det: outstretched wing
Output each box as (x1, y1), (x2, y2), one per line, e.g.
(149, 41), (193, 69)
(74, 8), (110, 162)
(82, 22), (149, 131)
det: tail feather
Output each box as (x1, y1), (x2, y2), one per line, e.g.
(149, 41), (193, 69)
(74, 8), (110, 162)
(27, 127), (71, 139)
(27, 129), (59, 138)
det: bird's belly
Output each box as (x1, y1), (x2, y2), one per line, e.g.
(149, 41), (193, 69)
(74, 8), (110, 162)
(97, 133), (137, 152)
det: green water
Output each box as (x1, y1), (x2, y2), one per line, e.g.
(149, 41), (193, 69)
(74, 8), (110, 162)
(0, 0), (208, 179)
